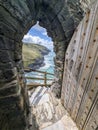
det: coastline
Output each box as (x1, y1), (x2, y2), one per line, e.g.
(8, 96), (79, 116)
(26, 47), (50, 70)
(28, 56), (45, 70)
(23, 43), (50, 70)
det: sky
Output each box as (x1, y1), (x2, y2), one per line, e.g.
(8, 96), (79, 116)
(22, 22), (53, 50)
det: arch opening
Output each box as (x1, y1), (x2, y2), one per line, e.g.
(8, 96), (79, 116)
(22, 22), (55, 70)
(21, 15), (68, 98)
(22, 22), (55, 87)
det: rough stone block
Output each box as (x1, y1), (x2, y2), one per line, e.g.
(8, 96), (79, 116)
(3, 67), (17, 81)
(0, 50), (12, 63)
(0, 83), (19, 98)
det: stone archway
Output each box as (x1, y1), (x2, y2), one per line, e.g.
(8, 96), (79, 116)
(0, 0), (84, 130)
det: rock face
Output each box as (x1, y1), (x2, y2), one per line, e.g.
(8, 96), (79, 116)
(23, 43), (50, 69)
(28, 86), (78, 130)
(0, 0), (97, 130)
(29, 57), (45, 70)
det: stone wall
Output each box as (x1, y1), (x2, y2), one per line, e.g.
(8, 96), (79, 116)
(61, 1), (98, 130)
(80, 0), (97, 10)
(0, 1), (33, 129)
(0, 0), (97, 130)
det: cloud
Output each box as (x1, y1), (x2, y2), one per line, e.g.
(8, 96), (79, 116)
(33, 23), (48, 37)
(22, 22), (53, 50)
(22, 33), (53, 49)
(33, 22), (46, 32)
(42, 32), (47, 36)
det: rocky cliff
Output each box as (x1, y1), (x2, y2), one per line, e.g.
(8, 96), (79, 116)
(23, 43), (50, 69)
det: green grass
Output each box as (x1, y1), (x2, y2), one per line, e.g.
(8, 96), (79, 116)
(22, 43), (49, 67)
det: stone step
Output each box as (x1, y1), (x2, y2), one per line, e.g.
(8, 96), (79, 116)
(29, 87), (78, 130)
(41, 120), (65, 130)
(41, 115), (78, 130)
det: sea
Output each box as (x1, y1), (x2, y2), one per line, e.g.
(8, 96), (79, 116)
(39, 50), (55, 73)
(25, 47), (55, 84)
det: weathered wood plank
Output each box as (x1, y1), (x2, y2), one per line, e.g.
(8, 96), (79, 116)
(26, 76), (53, 81)
(27, 83), (52, 90)
(24, 67), (54, 75)
(62, 1), (98, 130)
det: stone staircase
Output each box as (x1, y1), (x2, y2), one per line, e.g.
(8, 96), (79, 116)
(28, 86), (78, 130)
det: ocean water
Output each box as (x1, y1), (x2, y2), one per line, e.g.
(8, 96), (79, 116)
(25, 50), (55, 84)
(39, 50), (55, 73)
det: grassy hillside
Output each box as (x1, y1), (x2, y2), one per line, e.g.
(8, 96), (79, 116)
(22, 43), (50, 67)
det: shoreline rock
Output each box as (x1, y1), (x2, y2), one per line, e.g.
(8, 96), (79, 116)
(28, 49), (50, 70)
(23, 43), (50, 70)
(28, 57), (45, 70)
